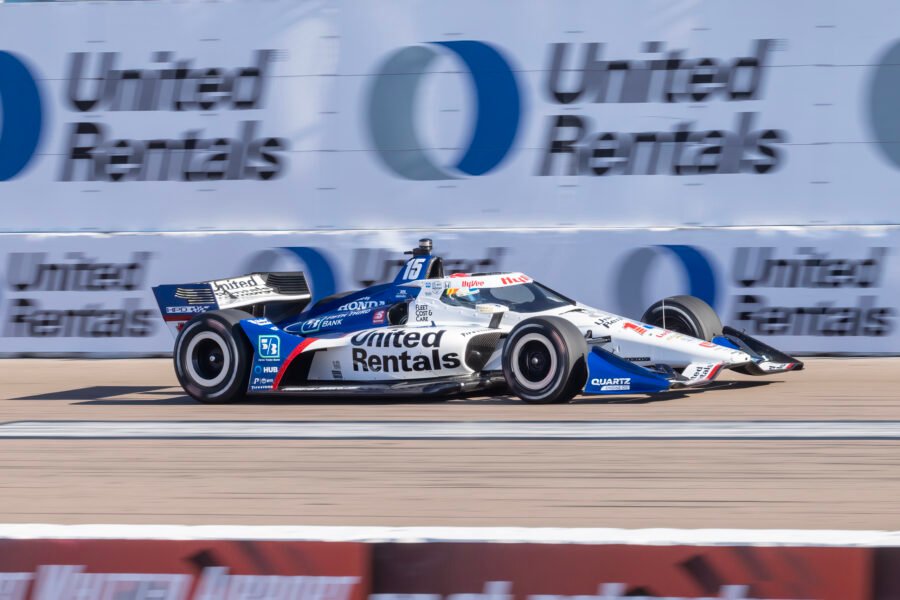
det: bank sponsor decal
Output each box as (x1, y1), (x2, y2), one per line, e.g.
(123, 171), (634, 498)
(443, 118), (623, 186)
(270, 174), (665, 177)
(257, 334), (280, 359)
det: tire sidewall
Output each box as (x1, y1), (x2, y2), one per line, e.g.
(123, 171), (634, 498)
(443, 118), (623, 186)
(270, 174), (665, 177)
(641, 295), (723, 341)
(174, 313), (248, 403)
(644, 304), (704, 338)
(502, 319), (576, 403)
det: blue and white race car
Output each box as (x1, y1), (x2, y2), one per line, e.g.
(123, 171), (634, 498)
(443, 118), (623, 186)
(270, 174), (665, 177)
(153, 239), (802, 404)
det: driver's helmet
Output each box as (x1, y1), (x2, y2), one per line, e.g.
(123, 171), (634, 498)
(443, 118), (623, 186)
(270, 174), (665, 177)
(446, 286), (480, 303)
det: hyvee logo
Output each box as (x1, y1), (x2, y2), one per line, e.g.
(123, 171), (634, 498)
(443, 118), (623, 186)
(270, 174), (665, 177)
(350, 329), (461, 372)
(3, 251), (155, 337)
(368, 41), (521, 180)
(540, 40), (787, 177)
(0, 52), (43, 181)
(60, 50), (287, 182)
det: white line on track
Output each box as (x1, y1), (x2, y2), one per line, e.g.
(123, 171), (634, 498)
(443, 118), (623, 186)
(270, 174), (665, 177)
(3, 420), (900, 439)
(0, 524), (899, 547)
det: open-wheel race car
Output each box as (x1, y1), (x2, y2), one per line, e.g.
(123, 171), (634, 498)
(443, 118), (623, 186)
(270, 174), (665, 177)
(153, 239), (803, 404)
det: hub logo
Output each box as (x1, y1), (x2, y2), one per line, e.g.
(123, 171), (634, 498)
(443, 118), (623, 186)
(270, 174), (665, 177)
(0, 52), (42, 181)
(367, 41), (522, 180)
(615, 245), (717, 315)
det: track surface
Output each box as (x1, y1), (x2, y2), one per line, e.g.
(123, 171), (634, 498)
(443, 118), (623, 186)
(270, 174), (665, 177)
(1, 358), (898, 529)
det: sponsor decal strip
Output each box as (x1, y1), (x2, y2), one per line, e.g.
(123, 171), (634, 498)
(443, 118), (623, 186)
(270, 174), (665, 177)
(271, 337), (318, 389)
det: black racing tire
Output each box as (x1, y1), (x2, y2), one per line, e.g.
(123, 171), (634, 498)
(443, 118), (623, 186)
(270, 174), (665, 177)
(173, 309), (253, 404)
(640, 295), (723, 341)
(502, 316), (588, 404)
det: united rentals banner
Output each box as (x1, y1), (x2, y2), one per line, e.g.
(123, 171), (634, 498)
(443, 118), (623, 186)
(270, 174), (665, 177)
(0, 0), (899, 231)
(0, 228), (895, 354)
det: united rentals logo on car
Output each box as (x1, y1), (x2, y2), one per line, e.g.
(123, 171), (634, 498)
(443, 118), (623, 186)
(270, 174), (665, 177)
(350, 330), (461, 373)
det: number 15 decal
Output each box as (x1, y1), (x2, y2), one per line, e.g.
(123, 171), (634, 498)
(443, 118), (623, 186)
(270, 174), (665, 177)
(402, 257), (426, 280)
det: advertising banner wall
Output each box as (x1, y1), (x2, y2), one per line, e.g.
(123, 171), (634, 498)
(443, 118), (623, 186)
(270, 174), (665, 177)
(0, 538), (369, 600)
(0, 0), (899, 231)
(0, 227), (896, 355)
(372, 542), (871, 600)
(0, 533), (880, 600)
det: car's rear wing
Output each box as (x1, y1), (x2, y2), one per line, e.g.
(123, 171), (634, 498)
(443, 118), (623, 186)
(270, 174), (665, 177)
(152, 272), (311, 337)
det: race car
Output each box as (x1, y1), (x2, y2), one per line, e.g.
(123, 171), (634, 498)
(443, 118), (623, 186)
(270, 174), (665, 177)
(153, 239), (802, 404)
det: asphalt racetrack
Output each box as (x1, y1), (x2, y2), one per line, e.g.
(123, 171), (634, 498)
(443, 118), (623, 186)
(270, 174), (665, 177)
(1, 358), (898, 529)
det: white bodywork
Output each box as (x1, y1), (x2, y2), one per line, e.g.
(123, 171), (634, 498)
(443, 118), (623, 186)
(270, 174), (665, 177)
(296, 272), (752, 384)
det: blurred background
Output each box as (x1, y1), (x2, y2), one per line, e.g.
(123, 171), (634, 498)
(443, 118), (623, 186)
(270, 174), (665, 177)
(0, 3), (899, 599)
(0, 0), (895, 357)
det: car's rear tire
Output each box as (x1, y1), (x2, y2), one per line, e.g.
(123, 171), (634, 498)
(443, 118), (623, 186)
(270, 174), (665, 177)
(502, 316), (588, 404)
(174, 309), (252, 404)
(640, 295), (723, 341)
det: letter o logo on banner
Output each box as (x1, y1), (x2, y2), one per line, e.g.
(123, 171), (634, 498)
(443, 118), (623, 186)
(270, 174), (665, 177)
(615, 245), (717, 315)
(367, 41), (522, 180)
(0, 51), (42, 181)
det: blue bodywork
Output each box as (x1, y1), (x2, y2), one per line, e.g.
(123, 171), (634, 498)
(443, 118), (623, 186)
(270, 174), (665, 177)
(584, 347), (671, 395)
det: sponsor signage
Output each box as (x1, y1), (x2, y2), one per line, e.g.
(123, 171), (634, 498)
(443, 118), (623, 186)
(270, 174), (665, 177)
(0, 1), (899, 230)
(0, 229), (897, 355)
(0, 538), (369, 600)
(372, 542), (869, 600)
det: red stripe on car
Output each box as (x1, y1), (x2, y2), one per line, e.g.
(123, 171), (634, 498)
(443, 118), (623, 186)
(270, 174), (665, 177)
(272, 338), (318, 390)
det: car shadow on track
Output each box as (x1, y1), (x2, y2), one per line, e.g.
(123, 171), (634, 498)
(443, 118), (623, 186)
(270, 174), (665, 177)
(10, 380), (777, 407)
(12, 386), (197, 406)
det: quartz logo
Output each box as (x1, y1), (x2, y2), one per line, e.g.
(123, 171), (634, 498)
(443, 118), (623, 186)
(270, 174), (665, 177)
(0, 51), (43, 181)
(367, 41), (522, 180)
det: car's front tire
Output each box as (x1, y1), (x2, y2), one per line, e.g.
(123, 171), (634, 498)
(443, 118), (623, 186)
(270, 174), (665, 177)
(502, 316), (588, 404)
(174, 309), (252, 404)
(640, 295), (723, 341)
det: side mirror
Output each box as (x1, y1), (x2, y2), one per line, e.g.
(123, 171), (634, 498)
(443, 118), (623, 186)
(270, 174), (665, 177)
(476, 303), (509, 315)
(476, 303), (508, 329)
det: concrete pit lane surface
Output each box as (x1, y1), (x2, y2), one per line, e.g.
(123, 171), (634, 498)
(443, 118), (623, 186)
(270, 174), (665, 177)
(0, 358), (898, 529)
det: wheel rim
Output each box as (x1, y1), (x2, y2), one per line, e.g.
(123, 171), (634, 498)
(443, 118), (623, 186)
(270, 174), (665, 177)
(185, 331), (231, 387)
(511, 333), (558, 391)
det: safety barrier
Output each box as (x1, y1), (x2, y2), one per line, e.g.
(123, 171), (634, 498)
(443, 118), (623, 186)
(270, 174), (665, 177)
(0, 525), (896, 600)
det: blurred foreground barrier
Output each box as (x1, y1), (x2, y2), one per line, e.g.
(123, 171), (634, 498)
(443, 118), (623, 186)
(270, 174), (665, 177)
(0, 525), (895, 600)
